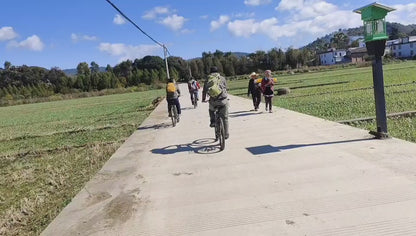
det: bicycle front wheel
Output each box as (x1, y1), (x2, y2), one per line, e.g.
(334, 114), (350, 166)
(218, 117), (225, 151)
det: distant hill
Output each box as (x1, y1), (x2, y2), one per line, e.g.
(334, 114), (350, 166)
(63, 67), (106, 76)
(303, 22), (416, 51)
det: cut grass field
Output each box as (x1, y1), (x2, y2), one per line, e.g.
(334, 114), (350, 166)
(0, 89), (165, 235)
(229, 61), (416, 143)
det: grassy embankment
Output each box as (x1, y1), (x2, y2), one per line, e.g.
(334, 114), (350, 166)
(228, 61), (416, 143)
(0, 89), (164, 235)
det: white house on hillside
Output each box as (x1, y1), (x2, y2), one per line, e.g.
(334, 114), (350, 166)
(386, 36), (416, 58)
(319, 48), (347, 65)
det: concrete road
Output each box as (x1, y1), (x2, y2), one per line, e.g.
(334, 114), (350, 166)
(42, 84), (416, 236)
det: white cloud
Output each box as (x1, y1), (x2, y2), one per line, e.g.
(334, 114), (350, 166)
(276, 0), (338, 20)
(276, 0), (304, 11)
(227, 19), (261, 37)
(113, 14), (126, 25)
(389, 3), (416, 25)
(227, 8), (361, 41)
(210, 15), (231, 31)
(233, 12), (256, 19)
(71, 33), (98, 42)
(0, 26), (18, 41)
(228, 17), (298, 38)
(99, 43), (161, 62)
(8, 35), (44, 51)
(223, 0), (357, 42)
(159, 14), (187, 31)
(143, 6), (170, 20)
(181, 28), (193, 34)
(293, 1), (338, 20)
(244, 0), (271, 6)
(225, 0), (415, 48)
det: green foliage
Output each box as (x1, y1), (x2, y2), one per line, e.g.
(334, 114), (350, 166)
(331, 32), (349, 49)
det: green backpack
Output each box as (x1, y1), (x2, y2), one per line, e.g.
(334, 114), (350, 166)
(206, 74), (222, 98)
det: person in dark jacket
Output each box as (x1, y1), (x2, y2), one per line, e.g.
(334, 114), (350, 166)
(247, 72), (262, 111)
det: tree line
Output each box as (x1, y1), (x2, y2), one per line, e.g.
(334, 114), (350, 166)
(0, 46), (321, 102)
(2, 22), (416, 103)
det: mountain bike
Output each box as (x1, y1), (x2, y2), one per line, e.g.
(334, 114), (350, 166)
(169, 103), (179, 127)
(214, 106), (225, 151)
(192, 92), (198, 108)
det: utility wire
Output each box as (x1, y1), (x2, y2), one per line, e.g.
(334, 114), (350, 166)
(105, 0), (170, 55)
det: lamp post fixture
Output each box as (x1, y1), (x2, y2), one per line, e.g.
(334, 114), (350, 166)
(354, 2), (395, 139)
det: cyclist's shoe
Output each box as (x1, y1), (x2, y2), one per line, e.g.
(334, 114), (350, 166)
(177, 115), (180, 122)
(209, 122), (215, 128)
(225, 134), (229, 139)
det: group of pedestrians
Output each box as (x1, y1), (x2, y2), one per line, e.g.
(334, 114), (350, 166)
(165, 67), (276, 141)
(247, 70), (275, 113)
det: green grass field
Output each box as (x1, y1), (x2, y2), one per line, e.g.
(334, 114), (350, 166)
(229, 61), (416, 142)
(0, 89), (165, 235)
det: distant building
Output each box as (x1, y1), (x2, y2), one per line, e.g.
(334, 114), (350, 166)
(317, 36), (416, 66)
(318, 48), (347, 65)
(386, 36), (416, 58)
(347, 47), (368, 63)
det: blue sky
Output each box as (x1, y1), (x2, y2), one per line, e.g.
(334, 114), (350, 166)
(1, 0), (415, 69)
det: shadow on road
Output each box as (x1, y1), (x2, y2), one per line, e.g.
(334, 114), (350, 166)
(181, 106), (197, 111)
(229, 110), (262, 118)
(229, 110), (251, 115)
(137, 122), (171, 130)
(151, 138), (223, 155)
(246, 138), (373, 155)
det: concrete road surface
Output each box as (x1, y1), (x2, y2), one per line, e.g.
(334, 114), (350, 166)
(42, 84), (416, 236)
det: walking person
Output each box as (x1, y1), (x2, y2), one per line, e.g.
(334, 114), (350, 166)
(166, 78), (181, 121)
(202, 67), (229, 139)
(261, 70), (275, 113)
(247, 72), (262, 111)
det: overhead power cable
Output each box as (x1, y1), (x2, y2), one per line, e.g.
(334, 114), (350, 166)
(105, 0), (170, 55)
(105, 0), (172, 78)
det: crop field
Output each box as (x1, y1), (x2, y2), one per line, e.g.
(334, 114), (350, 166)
(0, 89), (164, 235)
(229, 61), (416, 143)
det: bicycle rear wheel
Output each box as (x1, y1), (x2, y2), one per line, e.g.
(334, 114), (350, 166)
(217, 117), (225, 150)
(170, 105), (177, 127)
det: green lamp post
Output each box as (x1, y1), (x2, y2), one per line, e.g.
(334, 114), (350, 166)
(354, 2), (395, 139)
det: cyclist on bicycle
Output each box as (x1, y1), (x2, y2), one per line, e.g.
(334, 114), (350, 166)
(166, 78), (181, 121)
(202, 67), (229, 139)
(187, 77), (200, 106)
